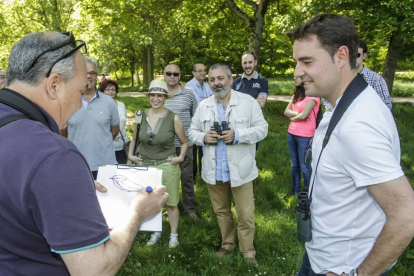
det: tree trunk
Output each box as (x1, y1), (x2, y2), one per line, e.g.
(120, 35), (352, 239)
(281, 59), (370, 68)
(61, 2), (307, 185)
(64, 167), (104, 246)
(130, 68), (135, 88)
(137, 65), (141, 86)
(249, 21), (264, 69)
(130, 52), (136, 88)
(142, 46), (148, 86)
(225, 0), (272, 68)
(382, 26), (404, 95)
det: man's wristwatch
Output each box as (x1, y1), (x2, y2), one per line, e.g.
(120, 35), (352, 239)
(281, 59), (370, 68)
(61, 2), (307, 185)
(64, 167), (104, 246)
(349, 268), (358, 276)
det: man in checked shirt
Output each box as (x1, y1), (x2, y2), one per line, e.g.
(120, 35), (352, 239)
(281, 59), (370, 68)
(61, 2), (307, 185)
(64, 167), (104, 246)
(356, 40), (392, 110)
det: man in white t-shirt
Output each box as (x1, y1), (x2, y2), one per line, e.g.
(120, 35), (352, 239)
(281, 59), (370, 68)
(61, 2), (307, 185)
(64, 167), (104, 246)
(287, 14), (414, 276)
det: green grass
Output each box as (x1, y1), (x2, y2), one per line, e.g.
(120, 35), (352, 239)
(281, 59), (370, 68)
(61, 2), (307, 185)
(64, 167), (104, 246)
(115, 98), (414, 276)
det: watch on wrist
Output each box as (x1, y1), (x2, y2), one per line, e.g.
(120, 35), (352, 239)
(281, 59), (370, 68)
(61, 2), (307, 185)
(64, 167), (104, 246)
(349, 268), (358, 276)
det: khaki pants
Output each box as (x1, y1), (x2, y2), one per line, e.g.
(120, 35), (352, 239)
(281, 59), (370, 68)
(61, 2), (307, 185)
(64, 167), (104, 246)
(207, 181), (256, 258)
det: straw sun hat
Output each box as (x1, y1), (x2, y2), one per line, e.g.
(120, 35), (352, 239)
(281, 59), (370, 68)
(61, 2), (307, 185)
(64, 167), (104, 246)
(144, 80), (172, 98)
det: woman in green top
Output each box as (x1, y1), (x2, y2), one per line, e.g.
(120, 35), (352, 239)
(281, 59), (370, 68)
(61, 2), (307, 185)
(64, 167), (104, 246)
(128, 80), (188, 249)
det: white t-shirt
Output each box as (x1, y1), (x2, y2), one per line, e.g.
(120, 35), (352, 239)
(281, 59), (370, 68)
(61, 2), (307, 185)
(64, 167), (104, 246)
(306, 86), (404, 274)
(113, 101), (129, 151)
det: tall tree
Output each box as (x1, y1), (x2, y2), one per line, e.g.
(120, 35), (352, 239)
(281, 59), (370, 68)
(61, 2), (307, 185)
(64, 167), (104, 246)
(225, 0), (273, 65)
(305, 0), (414, 94)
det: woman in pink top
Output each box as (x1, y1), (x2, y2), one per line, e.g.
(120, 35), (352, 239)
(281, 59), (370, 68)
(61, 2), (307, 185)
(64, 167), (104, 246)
(284, 78), (320, 194)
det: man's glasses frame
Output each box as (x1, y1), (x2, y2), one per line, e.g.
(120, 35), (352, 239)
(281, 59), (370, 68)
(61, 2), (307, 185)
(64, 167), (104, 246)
(194, 69), (207, 74)
(165, 72), (180, 77)
(28, 31), (87, 77)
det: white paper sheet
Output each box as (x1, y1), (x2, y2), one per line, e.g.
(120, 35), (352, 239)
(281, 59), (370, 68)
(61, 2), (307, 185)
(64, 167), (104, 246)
(96, 165), (163, 231)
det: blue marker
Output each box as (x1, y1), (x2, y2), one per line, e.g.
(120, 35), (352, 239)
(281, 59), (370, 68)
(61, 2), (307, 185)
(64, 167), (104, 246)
(146, 186), (153, 193)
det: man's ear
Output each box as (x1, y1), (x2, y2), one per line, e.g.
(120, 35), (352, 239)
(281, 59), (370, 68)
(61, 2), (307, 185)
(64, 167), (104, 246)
(336, 46), (349, 68)
(363, 52), (368, 62)
(45, 73), (61, 100)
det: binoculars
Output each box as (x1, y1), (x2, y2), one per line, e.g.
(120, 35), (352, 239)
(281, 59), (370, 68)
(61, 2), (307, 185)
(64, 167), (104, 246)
(296, 191), (312, 242)
(210, 121), (232, 145)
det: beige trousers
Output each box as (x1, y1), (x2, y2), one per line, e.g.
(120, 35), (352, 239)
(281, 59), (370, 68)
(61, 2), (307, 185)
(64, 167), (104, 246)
(207, 181), (256, 259)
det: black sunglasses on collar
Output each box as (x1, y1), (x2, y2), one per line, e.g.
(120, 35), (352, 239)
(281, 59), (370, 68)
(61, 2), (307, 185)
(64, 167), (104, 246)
(28, 32), (87, 77)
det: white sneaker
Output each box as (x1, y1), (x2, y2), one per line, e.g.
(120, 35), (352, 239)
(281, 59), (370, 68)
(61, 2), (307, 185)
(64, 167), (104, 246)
(168, 234), (179, 248)
(146, 232), (161, 246)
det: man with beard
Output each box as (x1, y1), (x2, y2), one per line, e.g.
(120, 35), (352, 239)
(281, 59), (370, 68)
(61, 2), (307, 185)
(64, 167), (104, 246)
(232, 51), (268, 108)
(61, 57), (119, 179)
(189, 64), (268, 265)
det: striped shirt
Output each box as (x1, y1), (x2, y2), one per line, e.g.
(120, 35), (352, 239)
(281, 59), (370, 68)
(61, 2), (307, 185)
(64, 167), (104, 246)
(360, 66), (392, 110)
(165, 84), (198, 147)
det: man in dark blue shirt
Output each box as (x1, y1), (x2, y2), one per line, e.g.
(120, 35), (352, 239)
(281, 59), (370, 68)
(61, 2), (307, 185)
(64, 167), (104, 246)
(0, 31), (168, 275)
(232, 51), (269, 108)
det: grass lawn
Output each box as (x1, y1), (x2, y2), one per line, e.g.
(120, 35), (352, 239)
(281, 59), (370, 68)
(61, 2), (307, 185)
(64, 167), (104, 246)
(115, 97), (414, 276)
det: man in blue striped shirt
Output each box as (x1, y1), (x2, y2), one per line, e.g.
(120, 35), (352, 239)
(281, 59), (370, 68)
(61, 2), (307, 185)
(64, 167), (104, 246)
(356, 41), (392, 110)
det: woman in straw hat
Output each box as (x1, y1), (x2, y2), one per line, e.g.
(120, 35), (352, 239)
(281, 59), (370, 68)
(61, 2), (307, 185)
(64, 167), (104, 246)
(128, 80), (188, 248)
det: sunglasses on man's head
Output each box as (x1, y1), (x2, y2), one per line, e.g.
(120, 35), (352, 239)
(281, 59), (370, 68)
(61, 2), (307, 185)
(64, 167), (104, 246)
(165, 72), (180, 77)
(28, 31), (87, 77)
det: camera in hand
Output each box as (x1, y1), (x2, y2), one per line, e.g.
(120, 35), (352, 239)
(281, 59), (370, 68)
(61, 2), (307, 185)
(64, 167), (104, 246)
(210, 121), (232, 145)
(296, 191), (312, 242)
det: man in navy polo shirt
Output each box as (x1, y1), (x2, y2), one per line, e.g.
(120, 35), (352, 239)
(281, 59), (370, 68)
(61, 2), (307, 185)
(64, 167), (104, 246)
(0, 31), (168, 275)
(232, 51), (269, 109)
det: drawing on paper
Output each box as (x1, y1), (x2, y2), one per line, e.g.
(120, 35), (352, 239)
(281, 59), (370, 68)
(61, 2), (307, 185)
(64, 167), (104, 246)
(111, 175), (144, 192)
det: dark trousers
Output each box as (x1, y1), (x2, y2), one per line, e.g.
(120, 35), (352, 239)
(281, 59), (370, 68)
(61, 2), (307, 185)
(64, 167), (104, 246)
(192, 145), (203, 177)
(297, 251), (390, 276)
(176, 147), (195, 214)
(115, 150), (128, 164)
(92, 171), (98, 180)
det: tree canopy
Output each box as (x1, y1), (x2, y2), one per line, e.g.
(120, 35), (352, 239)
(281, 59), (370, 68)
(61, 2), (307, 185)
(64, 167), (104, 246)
(0, 0), (412, 92)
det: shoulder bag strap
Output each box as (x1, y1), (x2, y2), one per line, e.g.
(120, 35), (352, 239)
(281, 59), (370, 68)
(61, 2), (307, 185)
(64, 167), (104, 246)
(133, 110), (144, 155)
(0, 88), (52, 130)
(0, 115), (30, 129)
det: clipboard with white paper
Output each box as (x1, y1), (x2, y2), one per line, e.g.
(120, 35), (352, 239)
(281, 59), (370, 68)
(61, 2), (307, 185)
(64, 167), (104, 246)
(96, 165), (163, 231)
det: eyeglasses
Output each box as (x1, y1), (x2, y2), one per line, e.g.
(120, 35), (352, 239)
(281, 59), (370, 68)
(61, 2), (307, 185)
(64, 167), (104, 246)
(147, 132), (154, 147)
(104, 88), (117, 93)
(28, 32), (87, 77)
(195, 70), (207, 74)
(165, 72), (180, 77)
(87, 71), (97, 76)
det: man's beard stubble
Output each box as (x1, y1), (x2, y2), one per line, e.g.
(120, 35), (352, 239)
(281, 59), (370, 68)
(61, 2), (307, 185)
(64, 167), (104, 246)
(213, 83), (231, 99)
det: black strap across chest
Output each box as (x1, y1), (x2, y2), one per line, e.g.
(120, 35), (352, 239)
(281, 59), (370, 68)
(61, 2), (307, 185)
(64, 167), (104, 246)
(0, 88), (53, 131)
(309, 74), (368, 200)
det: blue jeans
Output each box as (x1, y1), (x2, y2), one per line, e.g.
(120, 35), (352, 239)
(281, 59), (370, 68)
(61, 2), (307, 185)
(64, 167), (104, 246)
(297, 251), (391, 276)
(287, 133), (311, 194)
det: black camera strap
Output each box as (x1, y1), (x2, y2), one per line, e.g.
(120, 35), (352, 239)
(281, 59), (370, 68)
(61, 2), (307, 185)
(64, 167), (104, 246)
(0, 88), (53, 131)
(308, 74), (368, 200)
